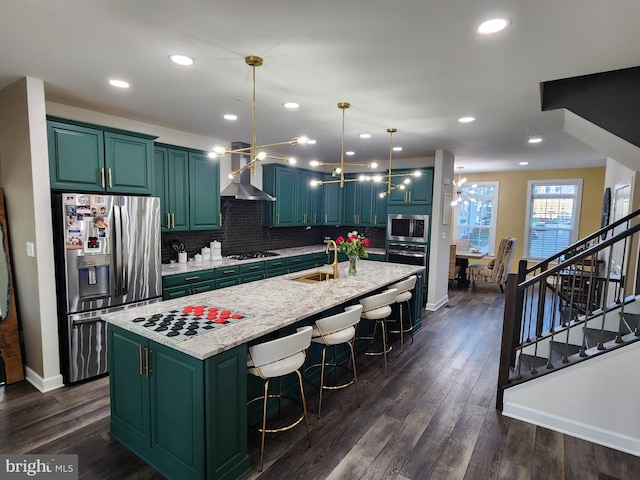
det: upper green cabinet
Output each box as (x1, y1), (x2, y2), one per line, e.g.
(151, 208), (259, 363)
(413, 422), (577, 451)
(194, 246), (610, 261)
(47, 118), (155, 194)
(153, 145), (221, 232)
(387, 169), (433, 206)
(343, 176), (387, 227)
(263, 164), (296, 227)
(296, 170), (322, 225)
(189, 151), (221, 230)
(322, 175), (343, 225)
(154, 146), (189, 232)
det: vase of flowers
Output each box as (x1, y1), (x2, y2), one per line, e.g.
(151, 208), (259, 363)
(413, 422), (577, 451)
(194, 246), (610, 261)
(336, 231), (370, 276)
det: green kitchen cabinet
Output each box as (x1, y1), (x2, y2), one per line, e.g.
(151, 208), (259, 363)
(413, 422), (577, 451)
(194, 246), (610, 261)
(154, 145), (189, 232)
(262, 164), (296, 227)
(240, 261), (265, 284)
(373, 181), (388, 226)
(263, 165), (323, 227)
(343, 177), (376, 226)
(297, 170), (322, 225)
(162, 270), (216, 300)
(109, 325), (250, 480)
(109, 326), (206, 479)
(214, 265), (240, 289)
(47, 118), (155, 194)
(189, 151), (221, 230)
(322, 175), (343, 225)
(387, 168), (434, 206)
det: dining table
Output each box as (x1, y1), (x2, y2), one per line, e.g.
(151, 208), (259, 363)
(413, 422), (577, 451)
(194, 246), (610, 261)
(455, 249), (488, 260)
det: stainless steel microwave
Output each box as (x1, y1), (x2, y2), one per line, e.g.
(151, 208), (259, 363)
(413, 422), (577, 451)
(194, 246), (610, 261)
(387, 214), (429, 243)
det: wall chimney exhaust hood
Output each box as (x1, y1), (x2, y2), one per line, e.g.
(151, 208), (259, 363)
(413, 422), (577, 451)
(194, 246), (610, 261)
(220, 141), (276, 201)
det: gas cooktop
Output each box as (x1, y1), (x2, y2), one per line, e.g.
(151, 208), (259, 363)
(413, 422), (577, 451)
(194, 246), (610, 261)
(226, 251), (279, 260)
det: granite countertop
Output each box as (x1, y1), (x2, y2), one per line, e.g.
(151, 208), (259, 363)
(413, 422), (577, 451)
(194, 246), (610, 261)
(161, 244), (387, 276)
(103, 259), (422, 360)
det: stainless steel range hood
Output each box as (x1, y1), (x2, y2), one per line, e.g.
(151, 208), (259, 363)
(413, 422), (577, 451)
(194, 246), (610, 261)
(220, 141), (276, 201)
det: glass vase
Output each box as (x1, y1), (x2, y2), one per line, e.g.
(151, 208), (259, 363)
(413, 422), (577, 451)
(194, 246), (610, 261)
(348, 255), (358, 276)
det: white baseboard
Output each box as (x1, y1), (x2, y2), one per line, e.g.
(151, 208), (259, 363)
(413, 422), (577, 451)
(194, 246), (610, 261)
(24, 365), (64, 392)
(425, 295), (449, 311)
(503, 402), (640, 456)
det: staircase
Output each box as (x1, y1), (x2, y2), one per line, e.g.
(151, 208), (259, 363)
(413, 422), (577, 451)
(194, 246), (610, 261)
(496, 207), (640, 454)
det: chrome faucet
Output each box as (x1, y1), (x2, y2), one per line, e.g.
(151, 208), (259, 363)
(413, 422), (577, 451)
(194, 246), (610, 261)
(325, 240), (339, 279)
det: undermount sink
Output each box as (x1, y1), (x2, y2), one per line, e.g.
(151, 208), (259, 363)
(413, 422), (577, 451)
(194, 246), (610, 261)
(290, 271), (335, 283)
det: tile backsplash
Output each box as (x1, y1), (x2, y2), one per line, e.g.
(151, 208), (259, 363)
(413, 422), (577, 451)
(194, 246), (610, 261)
(161, 199), (386, 263)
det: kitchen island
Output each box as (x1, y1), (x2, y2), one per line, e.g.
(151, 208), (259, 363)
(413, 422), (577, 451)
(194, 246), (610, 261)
(103, 260), (424, 480)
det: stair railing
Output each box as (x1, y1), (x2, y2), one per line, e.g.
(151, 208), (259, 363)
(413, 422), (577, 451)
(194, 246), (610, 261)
(497, 207), (640, 410)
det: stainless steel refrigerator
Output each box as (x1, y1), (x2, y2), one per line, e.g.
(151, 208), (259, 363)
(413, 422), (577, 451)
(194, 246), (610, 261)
(52, 193), (162, 383)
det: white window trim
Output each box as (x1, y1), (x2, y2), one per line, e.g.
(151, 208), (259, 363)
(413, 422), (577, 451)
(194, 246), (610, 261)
(453, 181), (499, 256)
(524, 178), (583, 261)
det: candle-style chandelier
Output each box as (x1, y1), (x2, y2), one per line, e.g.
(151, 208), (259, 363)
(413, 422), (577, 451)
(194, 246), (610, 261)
(208, 55), (307, 178)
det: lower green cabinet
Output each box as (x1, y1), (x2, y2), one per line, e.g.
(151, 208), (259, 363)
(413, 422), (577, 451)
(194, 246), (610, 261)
(109, 325), (250, 480)
(162, 271), (216, 301)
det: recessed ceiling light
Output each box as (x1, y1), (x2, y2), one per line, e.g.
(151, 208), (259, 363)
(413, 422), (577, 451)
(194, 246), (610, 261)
(108, 79), (130, 89)
(306, 139), (317, 145)
(345, 151), (355, 156)
(458, 116), (476, 123)
(393, 146), (403, 152)
(283, 102), (299, 109)
(528, 136), (543, 144)
(360, 133), (371, 139)
(169, 54), (195, 66)
(478, 18), (510, 35)
(519, 161), (529, 165)
(223, 114), (238, 121)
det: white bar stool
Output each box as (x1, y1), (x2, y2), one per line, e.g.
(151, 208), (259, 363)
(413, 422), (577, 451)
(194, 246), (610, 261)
(306, 305), (363, 418)
(356, 288), (398, 377)
(247, 326), (313, 471)
(388, 275), (417, 352)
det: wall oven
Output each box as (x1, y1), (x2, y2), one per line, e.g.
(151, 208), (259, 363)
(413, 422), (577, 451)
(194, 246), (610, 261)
(387, 243), (428, 269)
(387, 214), (429, 243)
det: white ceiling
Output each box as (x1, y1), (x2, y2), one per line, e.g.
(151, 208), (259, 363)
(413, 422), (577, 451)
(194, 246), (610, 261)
(1, 0), (639, 173)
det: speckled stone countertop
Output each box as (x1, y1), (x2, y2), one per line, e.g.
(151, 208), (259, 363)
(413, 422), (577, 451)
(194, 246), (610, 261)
(103, 259), (422, 360)
(160, 245), (386, 276)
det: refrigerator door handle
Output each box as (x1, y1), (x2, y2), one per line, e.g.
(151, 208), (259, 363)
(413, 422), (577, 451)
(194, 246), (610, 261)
(113, 204), (123, 296)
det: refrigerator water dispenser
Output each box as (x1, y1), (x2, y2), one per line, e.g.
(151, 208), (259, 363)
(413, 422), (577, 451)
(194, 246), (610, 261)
(77, 254), (110, 300)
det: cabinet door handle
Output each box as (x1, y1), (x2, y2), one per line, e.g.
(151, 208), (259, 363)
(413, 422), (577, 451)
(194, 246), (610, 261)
(145, 348), (151, 378)
(223, 269), (235, 274)
(325, 213), (328, 223)
(101, 168), (106, 188)
(166, 213), (171, 229)
(108, 168), (113, 188)
(375, 214), (377, 225)
(219, 212), (222, 227)
(272, 261), (282, 266)
(171, 213), (175, 228)
(249, 265), (260, 270)
(408, 191), (411, 203)
(276, 214), (280, 225)
(185, 275), (200, 281)
(139, 345), (144, 375)
(314, 214), (316, 224)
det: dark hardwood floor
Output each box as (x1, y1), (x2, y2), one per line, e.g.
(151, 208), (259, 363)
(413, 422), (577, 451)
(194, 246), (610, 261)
(2, 285), (640, 479)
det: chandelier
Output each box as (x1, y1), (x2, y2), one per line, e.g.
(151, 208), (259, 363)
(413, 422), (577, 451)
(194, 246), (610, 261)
(208, 55), (307, 178)
(308, 102), (378, 187)
(450, 166), (475, 206)
(309, 103), (419, 189)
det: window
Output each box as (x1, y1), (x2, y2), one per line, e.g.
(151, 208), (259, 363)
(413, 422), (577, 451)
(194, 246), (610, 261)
(525, 179), (583, 259)
(453, 182), (499, 255)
